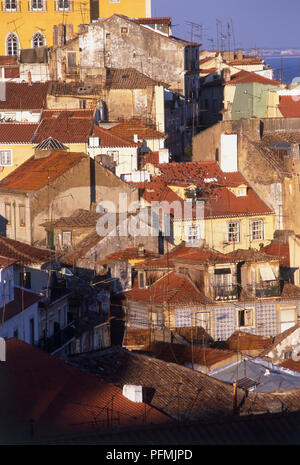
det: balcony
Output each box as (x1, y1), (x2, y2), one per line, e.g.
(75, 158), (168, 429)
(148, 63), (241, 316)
(247, 280), (280, 298)
(214, 284), (238, 302)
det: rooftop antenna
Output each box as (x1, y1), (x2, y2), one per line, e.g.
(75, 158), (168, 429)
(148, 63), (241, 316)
(230, 18), (236, 51)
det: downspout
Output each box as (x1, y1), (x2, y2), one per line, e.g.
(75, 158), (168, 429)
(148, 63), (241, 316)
(13, 201), (16, 240)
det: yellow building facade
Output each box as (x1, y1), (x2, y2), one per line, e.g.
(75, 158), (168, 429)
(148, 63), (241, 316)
(0, 0), (151, 56)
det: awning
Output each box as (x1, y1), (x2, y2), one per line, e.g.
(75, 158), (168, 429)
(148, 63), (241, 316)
(259, 265), (276, 281)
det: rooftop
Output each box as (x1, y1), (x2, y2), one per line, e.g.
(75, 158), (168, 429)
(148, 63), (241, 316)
(225, 331), (273, 351)
(108, 118), (165, 141)
(42, 209), (103, 229)
(0, 287), (43, 323)
(278, 96), (300, 118)
(0, 339), (168, 443)
(0, 82), (49, 110)
(0, 236), (54, 264)
(0, 151), (87, 191)
(260, 243), (290, 267)
(105, 67), (167, 89)
(92, 124), (138, 148)
(33, 109), (94, 144)
(100, 248), (159, 263)
(226, 248), (280, 263)
(125, 271), (211, 306)
(0, 123), (39, 143)
(227, 70), (282, 87)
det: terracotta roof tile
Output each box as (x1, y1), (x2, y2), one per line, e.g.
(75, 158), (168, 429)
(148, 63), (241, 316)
(0, 123), (38, 143)
(0, 151), (87, 191)
(0, 339), (168, 442)
(133, 17), (171, 25)
(102, 248), (159, 263)
(226, 331), (273, 351)
(0, 287), (43, 322)
(125, 271), (211, 305)
(42, 209), (103, 228)
(278, 96), (300, 118)
(0, 236), (54, 264)
(33, 110), (94, 144)
(0, 82), (49, 110)
(109, 118), (165, 141)
(226, 248), (280, 263)
(260, 243), (290, 267)
(105, 68), (166, 89)
(260, 323), (300, 358)
(92, 124), (138, 147)
(227, 70), (282, 86)
(139, 162), (273, 219)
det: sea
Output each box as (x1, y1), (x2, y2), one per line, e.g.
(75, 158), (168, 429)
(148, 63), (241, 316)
(263, 56), (300, 85)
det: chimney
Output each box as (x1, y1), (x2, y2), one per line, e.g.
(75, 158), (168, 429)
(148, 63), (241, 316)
(133, 133), (139, 143)
(138, 244), (145, 257)
(53, 25), (58, 47)
(222, 68), (231, 83)
(28, 71), (32, 86)
(122, 385), (143, 403)
(237, 49), (243, 60)
(0, 81), (6, 101)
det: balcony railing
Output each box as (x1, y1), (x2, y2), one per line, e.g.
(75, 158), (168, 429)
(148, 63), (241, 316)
(247, 281), (280, 298)
(214, 284), (238, 301)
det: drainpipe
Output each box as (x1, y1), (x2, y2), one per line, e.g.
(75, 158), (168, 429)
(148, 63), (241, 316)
(12, 201), (16, 240)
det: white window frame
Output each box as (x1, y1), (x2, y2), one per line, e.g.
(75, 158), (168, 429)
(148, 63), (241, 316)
(0, 149), (12, 166)
(6, 32), (19, 56)
(251, 219), (264, 241)
(19, 205), (25, 227)
(187, 225), (200, 244)
(30, 0), (45, 11)
(4, 0), (18, 11)
(107, 150), (119, 164)
(32, 31), (46, 48)
(194, 311), (211, 331)
(5, 204), (11, 225)
(237, 307), (254, 328)
(56, 0), (71, 10)
(228, 221), (240, 243)
(62, 230), (72, 247)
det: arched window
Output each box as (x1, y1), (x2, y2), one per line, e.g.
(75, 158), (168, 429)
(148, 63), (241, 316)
(6, 33), (18, 56)
(32, 32), (45, 48)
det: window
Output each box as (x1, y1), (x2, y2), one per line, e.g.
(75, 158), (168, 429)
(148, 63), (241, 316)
(121, 27), (128, 34)
(56, 0), (70, 10)
(6, 33), (18, 56)
(79, 99), (86, 109)
(19, 205), (25, 227)
(32, 32), (45, 48)
(20, 271), (31, 289)
(4, 0), (17, 11)
(187, 225), (200, 244)
(238, 308), (254, 327)
(30, 0), (44, 10)
(109, 0), (120, 2)
(67, 52), (77, 74)
(228, 222), (240, 243)
(62, 231), (72, 246)
(251, 219), (264, 241)
(195, 312), (210, 331)
(5, 204), (11, 224)
(0, 150), (12, 166)
(138, 271), (146, 289)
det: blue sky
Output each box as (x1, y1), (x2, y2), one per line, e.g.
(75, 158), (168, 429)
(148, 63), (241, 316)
(151, 0), (300, 50)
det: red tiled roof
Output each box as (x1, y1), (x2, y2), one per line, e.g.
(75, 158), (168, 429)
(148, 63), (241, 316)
(0, 151), (87, 191)
(109, 118), (165, 141)
(125, 271), (210, 305)
(0, 339), (168, 442)
(42, 209), (103, 228)
(101, 248), (159, 263)
(226, 248), (280, 263)
(0, 287), (42, 322)
(0, 55), (18, 66)
(139, 162), (273, 219)
(226, 331), (273, 351)
(141, 151), (160, 167)
(33, 110), (94, 144)
(0, 82), (49, 110)
(227, 70), (282, 86)
(278, 96), (300, 118)
(0, 256), (16, 268)
(136, 243), (233, 270)
(280, 359), (300, 373)
(260, 243), (290, 267)
(133, 17), (171, 25)
(0, 123), (38, 143)
(0, 236), (54, 264)
(105, 67), (166, 89)
(92, 124), (138, 147)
